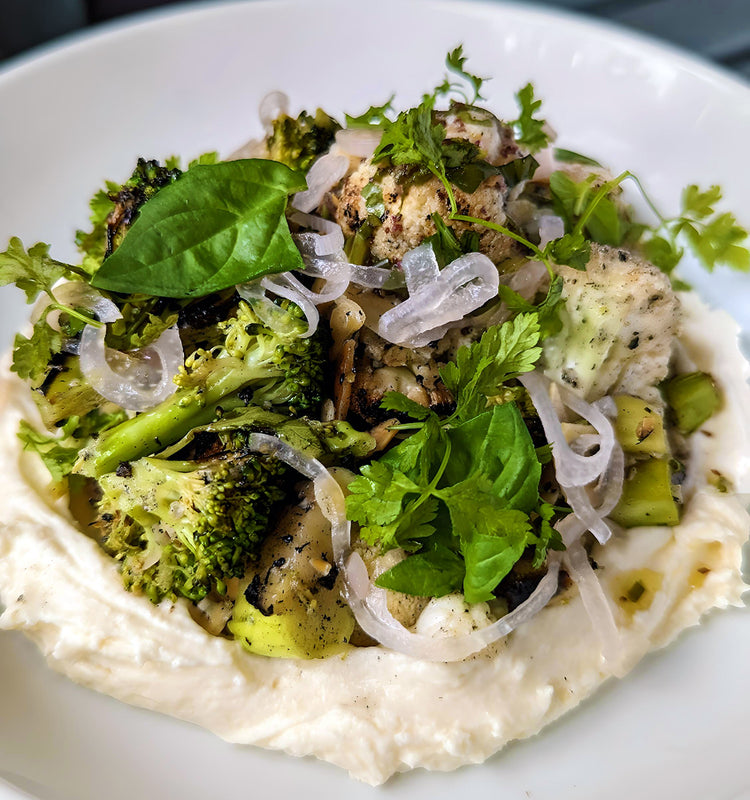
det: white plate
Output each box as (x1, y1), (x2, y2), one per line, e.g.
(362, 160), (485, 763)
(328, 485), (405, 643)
(0, 2), (748, 798)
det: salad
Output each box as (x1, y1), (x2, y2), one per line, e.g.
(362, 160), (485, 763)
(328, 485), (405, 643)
(0, 47), (748, 780)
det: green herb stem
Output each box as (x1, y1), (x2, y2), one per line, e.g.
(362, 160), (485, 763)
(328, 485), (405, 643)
(47, 296), (101, 328)
(573, 170), (630, 237)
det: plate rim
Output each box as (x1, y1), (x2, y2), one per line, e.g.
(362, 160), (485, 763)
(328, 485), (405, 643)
(0, 2), (749, 800)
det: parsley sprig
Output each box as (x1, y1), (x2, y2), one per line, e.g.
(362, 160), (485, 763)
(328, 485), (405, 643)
(0, 238), (100, 383)
(511, 83), (550, 153)
(548, 170), (750, 280)
(346, 314), (563, 603)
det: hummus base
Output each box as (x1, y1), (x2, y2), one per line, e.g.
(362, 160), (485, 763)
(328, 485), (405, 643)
(0, 294), (748, 785)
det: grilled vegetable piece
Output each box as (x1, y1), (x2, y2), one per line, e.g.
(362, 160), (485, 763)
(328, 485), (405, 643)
(77, 298), (329, 477)
(266, 109), (341, 172)
(610, 457), (680, 528)
(542, 244), (679, 402)
(229, 484), (355, 658)
(663, 371), (721, 434)
(613, 395), (667, 456)
(96, 411), (374, 605)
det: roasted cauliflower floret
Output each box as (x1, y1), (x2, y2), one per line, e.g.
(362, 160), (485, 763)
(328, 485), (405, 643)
(335, 163), (514, 264)
(542, 244), (680, 402)
(333, 110), (522, 265)
(348, 328), (455, 425)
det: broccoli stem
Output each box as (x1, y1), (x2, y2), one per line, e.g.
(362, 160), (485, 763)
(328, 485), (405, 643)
(78, 362), (278, 477)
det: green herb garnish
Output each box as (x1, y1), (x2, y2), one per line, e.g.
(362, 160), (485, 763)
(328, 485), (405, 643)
(90, 159), (306, 298)
(346, 315), (563, 603)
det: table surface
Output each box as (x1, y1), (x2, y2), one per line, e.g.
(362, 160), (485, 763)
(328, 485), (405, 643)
(1, 0), (750, 81)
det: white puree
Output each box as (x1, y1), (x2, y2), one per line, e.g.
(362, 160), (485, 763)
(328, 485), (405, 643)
(0, 294), (748, 785)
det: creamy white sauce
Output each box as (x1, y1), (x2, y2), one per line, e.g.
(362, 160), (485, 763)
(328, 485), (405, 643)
(0, 296), (748, 785)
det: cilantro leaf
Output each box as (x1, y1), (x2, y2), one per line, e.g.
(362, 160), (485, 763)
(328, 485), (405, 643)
(345, 95), (395, 127)
(677, 186), (750, 272)
(532, 502), (565, 568)
(372, 104), (445, 171)
(380, 391), (432, 420)
(552, 148), (602, 167)
(445, 45), (486, 103)
(346, 456), (439, 552)
(424, 213), (473, 268)
(346, 460), (417, 529)
(496, 275), (564, 339)
(11, 317), (62, 384)
(375, 543), (464, 597)
(641, 235), (682, 274)
(17, 420), (79, 483)
(459, 508), (534, 603)
(440, 314), (542, 422)
(511, 83), (549, 153)
(546, 231), (591, 271)
(0, 238), (70, 303)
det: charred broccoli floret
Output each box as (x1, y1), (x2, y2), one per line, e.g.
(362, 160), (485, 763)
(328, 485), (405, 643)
(99, 512), (213, 603)
(77, 298), (329, 477)
(98, 451), (290, 603)
(105, 158), (183, 256)
(76, 158), (182, 268)
(267, 109), (340, 172)
(96, 408), (375, 603)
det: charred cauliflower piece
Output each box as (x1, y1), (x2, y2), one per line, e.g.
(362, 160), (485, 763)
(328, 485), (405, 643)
(334, 110), (521, 264)
(348, 328), (455, 425)
(542, 245), (679, 401)
(336, 165), (512, 265)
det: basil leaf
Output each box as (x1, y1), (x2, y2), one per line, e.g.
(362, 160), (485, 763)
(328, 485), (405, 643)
(460, 509), (532, 603)
(91, 160), (307, 298)
(444, 404), (541, 514)
(375, 545), (465, 597)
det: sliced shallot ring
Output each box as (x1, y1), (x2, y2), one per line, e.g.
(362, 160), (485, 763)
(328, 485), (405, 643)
(520, 371), (614, 487)
(297, 252), (352, 303)
(291, 212), (346, 257)
(538, 214), (565, 249)
(557, 515), (623, 668)
(378, 249), (499, 348)
(401, 242), (440, 294)
(79, 323), (183, 412)
(343, 550), (562, 662)
(259, 275), (319, 338)
(349, 263), (393, 289)
(292, 152), (349, 213)
(283, 270), (347, 305)
(334, 128), (382, 159)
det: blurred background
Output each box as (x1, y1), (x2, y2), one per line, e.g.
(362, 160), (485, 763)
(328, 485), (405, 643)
(1, 0), (750, 80)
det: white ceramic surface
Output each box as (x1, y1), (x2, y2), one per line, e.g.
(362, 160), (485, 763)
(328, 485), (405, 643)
(0, 2), (748, 799)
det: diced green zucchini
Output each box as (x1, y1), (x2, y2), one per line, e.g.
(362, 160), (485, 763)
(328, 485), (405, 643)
(663, 371), (721, 434)
(614, 395), (667, 455)
(610, 457), (680, 528)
